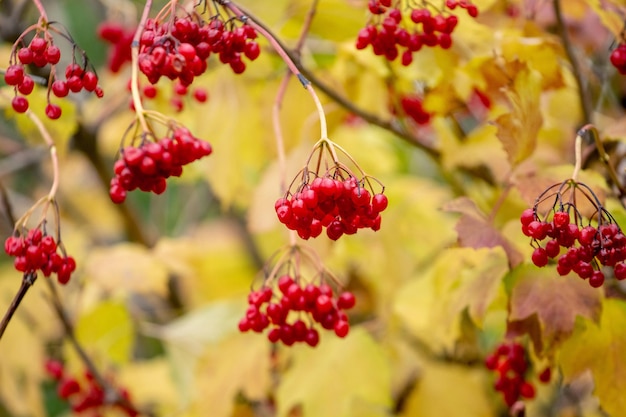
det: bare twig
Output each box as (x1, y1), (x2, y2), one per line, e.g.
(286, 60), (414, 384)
(553, 0), (593, 125)
(0, 272), (37, 340)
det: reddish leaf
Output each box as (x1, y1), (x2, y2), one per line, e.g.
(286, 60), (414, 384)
(443, 197), (523, 267)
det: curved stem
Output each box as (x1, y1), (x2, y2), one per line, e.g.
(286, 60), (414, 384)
(572, 132), (582, 182)
(130, 0), (153, 134)
(579, 124), (626, 198)
(31, 0), (48, 22)
(222, 2), (328, 143)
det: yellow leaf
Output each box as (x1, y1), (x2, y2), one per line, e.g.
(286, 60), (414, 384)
(558, 299), (626, 417)
(117, 358), (179, 415)
(193, 332), (271, 417)
(153, 221), (258, 307)
(494, 66), (543, 166)
(75, 300), (133, 365)
(83, 243), (170, 296)
(149, 299), (245, 406)
(394, 247), (508, 351)
(583, 0), (624, 36)
(276, 327), (392, 417)
(400, 361), (495, 417)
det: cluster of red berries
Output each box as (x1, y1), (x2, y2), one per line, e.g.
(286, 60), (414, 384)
(484, 342), (536, 407)
(109, 127), (212, 204)
(356, 0), (478, 65)
(275, 174), (388, 241)
(130, 80), (209, 113)
(610, 43), (626, 74)
(5, 32), (103, 118)
(45, 359), (138, 416)
(521, 208), (626, 288)
(4, 229), (76, 284)
(238, 275), (356, 347)
(400, 95), (431, 125)
(138, 15), (260, 86)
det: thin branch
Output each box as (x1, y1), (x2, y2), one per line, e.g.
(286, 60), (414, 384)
(0, 272), (36, 340)
(228, 2), (441, 160)
(553, 0), (593, 125)
(44, 278), (145, 415)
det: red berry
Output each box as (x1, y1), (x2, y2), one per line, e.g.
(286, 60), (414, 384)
(531, 247), (548, 267)
(45, 45), (61, 64)
(4, 65), (24, 86)
(11, 96), (29, 113)
(552, 211), (570, 228)
(334, 320), (350, 337)
(589, 270), (605, 288)
(520, 381), (535, 399)
(57, 378), (80, 399)
(337, 292), (356, 310)
(45, 104), (62, 120)
(18, 76), (35, 95)
(193, 88), (208, 102)
(538, 367), (551, 383)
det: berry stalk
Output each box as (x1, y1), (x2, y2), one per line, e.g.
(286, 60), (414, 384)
(130, 0), (154, 134)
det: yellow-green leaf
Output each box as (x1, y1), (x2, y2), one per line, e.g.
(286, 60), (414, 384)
(400, 361), (495, 417)
(558, 299), (626, 417)
(75, 300), (133, 365)
(394, 247), (508, 352)
(276, 327), (392, 417)
(494, 66), (543, 167)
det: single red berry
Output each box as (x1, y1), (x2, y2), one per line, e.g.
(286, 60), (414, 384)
(18, 76), (35, 95)
(11, 96), (29, 113)
(519, 381), (535, 399)
(44, 359), (64, 380)
(334, 320), (350, 338)
(337, 292), (356, 310)
(589, 270), (605, 288)
(82, 71), (98, 92)
(17, 48), (33, 65)
(552, 211), (570, 228)
(531, 247), (549, 267)
(193, 88), (208, 102)
(4, 65), (24, 86)
(57, 378), (81, 399)
(45, 104), (62, 120)
(315, 294), (333, 314)
(45, 45), (61, 64)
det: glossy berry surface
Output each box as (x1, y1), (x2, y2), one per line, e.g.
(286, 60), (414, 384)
(4, 230), (75, 284)
(239, 275), (356, 347)
(275, 175), (386, 241)
(356, 0), (478, 64)
(109, 127), (212, 203)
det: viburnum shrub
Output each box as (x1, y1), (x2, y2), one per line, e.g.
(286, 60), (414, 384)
(356, 0), (478, 65)
(5, 20), (103, 118)
(109, 119), (212, 204)
(44, 359), (139, 416)
(484, 341), (537, 408)
(521, 179), (626, 288)
(275, 138), (388, 241)
(238, 246), (356, 347)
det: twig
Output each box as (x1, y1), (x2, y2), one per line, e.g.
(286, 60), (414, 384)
(0, 272), (36, 340)
(553, 0), (593, 125)
(227, 2), (441, 161)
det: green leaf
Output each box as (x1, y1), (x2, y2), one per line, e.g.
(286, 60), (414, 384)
(276, 327), (392, 417)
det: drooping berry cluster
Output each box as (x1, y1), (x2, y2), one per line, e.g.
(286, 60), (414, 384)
(239, 274), (356, 347)
(275, 173), (388, 241)
(109, 127), (212, 203)
(5, 29), (103, 119)
(138, 13), (260, 86)
(610, 43), (626, 74)
(4, 229), (76, 284)
(521, 180), (626, 288)
(356, 0), (478, 65)
(484, 341), (535, 408)
(45, 359), (138, 417)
